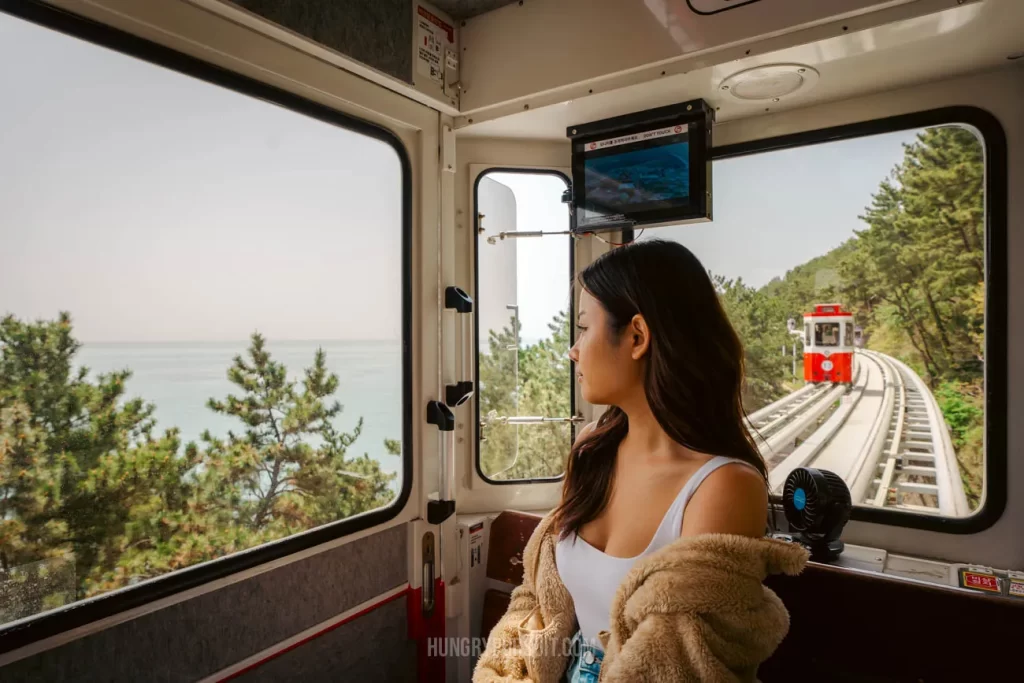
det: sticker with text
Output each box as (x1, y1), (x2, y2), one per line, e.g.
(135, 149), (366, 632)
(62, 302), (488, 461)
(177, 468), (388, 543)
(959, 568), (1001, 593)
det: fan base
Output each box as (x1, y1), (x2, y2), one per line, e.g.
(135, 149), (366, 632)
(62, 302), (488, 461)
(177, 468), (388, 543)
(806, 538), (845, 563)
(769, 534), (845, 563)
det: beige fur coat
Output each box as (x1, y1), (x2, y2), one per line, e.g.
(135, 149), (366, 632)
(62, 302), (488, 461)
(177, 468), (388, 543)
(473, 512), (808, 683)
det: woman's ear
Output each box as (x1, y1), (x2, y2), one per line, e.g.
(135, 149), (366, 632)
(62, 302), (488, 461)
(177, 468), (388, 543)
(629, 314), (650, 360)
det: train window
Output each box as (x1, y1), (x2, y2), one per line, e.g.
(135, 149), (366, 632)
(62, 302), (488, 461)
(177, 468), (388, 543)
(815, 322), (841, 346)
(0, 13), (407, 627)
(641, 120), (994, 523)
(475, 171), (574, 482)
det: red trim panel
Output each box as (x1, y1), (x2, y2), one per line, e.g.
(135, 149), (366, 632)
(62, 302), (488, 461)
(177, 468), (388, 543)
(408, 579), (446, 683)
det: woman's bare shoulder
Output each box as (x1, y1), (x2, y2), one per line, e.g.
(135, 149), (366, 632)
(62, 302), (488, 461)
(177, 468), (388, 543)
(680, 462), (768, 538)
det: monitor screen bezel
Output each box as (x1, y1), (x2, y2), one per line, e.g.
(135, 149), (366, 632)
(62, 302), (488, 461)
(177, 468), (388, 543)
(568, 100), (712, 233)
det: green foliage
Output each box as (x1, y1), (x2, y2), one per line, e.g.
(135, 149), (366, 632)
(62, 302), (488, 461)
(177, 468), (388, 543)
(200, 334), (394, 532)
(935, 381), (984, 509)
(935, 382), (983, 447)
(1, 316), (396, 621)
(837, 127), (984, 383)
(479, 311), (573, 481)
(712, 274), (794, 412)
(0, 312), (191, 618)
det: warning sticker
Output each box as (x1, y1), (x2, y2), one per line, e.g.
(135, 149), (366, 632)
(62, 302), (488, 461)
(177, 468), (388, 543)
(416, 5), (453, 85)
(959, 569), (1001, 593)
(1009, 579), (1024, 598)
(468, 520), (484, 568)
(586, 124), (689, 152)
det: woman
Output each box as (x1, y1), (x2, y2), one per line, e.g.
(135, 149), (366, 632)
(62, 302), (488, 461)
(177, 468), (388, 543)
(473, 239), (808, 683)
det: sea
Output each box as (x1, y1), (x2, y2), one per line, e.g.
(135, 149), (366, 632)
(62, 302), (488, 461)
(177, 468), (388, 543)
(74, 340), (404, 482)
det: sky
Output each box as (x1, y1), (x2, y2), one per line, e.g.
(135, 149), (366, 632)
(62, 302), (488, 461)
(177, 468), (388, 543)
(1, 11), (924, 347)
(0, 12), (402, 343)
(640, 129), (921, 287)
(482, 131), (923, 345)
(479, 173), (572, 345)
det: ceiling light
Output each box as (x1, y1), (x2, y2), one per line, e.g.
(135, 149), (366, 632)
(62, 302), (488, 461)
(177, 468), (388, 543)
(718, 64), (820, 102)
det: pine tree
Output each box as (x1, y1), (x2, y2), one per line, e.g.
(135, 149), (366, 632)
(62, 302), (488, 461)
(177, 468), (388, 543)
(198, 333), (395, 534)
(0, 313), (192, 617)
(840, 127), (985, 384)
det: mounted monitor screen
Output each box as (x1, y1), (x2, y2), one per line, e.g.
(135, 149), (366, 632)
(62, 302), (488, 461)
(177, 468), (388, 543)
(568, 101), (712, 233)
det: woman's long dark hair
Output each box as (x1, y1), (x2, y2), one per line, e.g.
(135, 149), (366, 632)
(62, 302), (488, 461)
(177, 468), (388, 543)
(553, 239), (768, 540)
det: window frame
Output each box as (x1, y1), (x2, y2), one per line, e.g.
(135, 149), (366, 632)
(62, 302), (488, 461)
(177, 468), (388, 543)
(472, 168), (576, 485)
(711, 105), (1008, 535)
(0, 0), (414, 654)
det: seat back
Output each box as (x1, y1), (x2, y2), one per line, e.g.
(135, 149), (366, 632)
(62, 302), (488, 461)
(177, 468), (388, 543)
(478, 510), (542, 640)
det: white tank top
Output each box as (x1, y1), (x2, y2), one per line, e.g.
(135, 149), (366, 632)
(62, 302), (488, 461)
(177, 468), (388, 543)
(554, 456), (753, 648)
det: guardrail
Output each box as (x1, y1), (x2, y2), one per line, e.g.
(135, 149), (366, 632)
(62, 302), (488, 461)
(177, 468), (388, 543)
(848, 351), (897, 503)
(747, 382), (821, 425)
(881, 354), (969, 517)
(758, 374), (855, 469)
(871, 353), (906, 507)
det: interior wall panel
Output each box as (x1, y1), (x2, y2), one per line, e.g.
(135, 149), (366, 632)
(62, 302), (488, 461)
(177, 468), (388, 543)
(234, 599), (415, 683)
(231, 0), (413, 83)
(0, 525), (406, 682)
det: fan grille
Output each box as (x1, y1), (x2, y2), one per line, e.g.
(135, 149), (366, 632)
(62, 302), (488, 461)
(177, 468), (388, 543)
(783, 468), (819, 531)
(822, 469), (852, 507)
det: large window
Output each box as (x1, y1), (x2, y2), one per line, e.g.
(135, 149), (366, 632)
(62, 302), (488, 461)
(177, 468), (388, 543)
(642, 119), (998, 524)
(475, 172), (574, 482)
(0, 12), (406, 628)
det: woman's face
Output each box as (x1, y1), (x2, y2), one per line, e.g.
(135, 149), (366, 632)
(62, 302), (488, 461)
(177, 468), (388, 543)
(568, 289), (647, 406)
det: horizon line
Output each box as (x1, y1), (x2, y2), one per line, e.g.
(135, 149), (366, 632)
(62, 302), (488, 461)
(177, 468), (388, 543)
(77, 338), (403, 345)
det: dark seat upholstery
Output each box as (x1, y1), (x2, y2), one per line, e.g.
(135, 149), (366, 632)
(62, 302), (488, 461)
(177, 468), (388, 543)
(479, 510), (542, 640)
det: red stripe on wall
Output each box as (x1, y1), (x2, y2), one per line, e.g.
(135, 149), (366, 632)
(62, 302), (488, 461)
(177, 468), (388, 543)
(408, 579), (446, 683)
(216, 587), (410, 682)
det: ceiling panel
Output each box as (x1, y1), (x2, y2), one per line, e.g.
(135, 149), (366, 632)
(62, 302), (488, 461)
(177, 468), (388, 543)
(456, 0), (1024, 139)
(429, 0), (519, 20)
